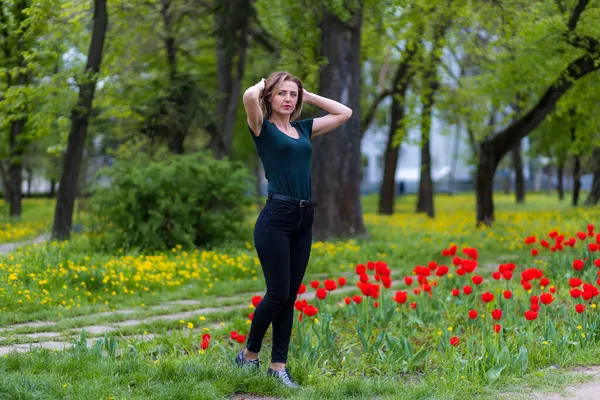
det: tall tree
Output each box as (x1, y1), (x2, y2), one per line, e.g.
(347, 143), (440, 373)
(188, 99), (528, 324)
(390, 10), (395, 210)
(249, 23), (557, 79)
(511, 140), (525, 203)
(475, 0), (600, 225)
(378, 38), (418, 215)
(416, 8), (451, 218)
(311, 2), (365, 240)
(52, 0), (108, 240)
(0, 0), (55, 216)
(585, 147), (600, 205)
(209, 0), (251, 159)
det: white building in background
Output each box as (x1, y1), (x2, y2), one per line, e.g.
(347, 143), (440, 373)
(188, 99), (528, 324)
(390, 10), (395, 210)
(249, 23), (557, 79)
(361, 118), (476, 194)
(360, 111), (539, 195)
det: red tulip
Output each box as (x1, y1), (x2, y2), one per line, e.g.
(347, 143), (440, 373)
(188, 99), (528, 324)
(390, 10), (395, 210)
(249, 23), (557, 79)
(524, 310), (538, 320)
(324, 279), (337, 291)
(310, 280), (320, 289)
(303, 305), (318, 317)
(450, 337), (460, 346)
(540, 293), (554, 305)
(251, 296), (262, 307)
(235, 334), (246, 344)
(294, 299), (307, 311)
(468, 309), (478, 319)
(436, 265), (449, 277)
(298, 284), (307, 294)
(230, 331), (238, 340)
(463, 285), (473, 295)
(471, 275), (483, 285)
(575, 304), (585, 314)
(316, 288), (327, 300)
(355, 264), (366, 275)
(531, 249), (539, 256)
(404, 276), (413, 285)
(525, 236), (537, 244)
(393, 291), (408, 304)
(503, 290), (513, 299)
(492, 309), (502, 320)
(494, 324), (502, 333)
(451, 288), (460, 297)
(569, 278), (582, 287)
(573, 260), (585, 271)
(481, 292), (494, 303)
(338, 277), (347, 286)
(352, 295), (362, 304)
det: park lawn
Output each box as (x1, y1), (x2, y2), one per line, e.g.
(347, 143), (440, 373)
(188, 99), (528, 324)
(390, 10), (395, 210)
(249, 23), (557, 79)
(0, 192), (599, 399)
(0, 197), (89, 244)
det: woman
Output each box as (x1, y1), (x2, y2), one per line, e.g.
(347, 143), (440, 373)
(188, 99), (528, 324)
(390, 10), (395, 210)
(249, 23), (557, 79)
(235, 71), (352, 387)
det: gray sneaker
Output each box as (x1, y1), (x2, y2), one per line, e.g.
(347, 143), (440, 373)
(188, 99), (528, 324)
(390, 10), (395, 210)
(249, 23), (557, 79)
(267, 367), (299, 388)
(234, 350), (260, 370)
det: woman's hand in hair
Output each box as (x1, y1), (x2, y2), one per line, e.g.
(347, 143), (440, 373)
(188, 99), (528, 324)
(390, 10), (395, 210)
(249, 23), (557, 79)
(243, 78), (267, 137)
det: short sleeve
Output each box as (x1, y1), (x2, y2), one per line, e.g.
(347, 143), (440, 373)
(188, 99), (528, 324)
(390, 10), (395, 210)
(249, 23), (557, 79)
(248, 119), (267, 140)
(294, 118), (314, 139)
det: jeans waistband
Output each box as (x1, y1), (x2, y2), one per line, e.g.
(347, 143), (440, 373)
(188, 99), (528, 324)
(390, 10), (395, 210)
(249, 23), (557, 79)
(268, 193), (318, 208)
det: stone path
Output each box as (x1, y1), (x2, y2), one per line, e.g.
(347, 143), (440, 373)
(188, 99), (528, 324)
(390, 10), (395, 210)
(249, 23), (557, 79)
(0, 233), (50, 254)
(533, 366), (600, 400)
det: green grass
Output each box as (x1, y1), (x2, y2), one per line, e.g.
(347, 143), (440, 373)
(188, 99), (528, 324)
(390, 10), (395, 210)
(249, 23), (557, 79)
(0, 193), (599, 399)
(1, 344), (599, 399)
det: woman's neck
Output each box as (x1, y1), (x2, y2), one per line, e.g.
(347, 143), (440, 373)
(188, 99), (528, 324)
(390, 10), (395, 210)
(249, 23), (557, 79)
(269, 113), (291, 130)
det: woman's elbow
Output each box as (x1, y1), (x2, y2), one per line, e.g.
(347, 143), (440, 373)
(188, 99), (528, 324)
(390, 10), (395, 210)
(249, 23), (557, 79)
(344, 107), (353, 120)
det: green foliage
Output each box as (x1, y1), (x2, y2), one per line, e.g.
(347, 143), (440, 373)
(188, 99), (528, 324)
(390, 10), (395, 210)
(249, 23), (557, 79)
(88, 151), (254, 252)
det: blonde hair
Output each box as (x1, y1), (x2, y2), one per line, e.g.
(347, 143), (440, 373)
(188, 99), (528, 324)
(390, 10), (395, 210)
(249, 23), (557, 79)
(260, 71), (304, 121)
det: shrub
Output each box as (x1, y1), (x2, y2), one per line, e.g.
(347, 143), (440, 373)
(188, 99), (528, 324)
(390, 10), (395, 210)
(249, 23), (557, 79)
(89, 152), (253, 251)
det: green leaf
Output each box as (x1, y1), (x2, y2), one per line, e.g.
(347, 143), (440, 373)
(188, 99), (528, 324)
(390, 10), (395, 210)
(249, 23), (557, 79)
(357, 324), (369, 352)
(513, 346), (528, 375)
(408, 347), (428, 368)
(498, 345), (510, 367)
(486, 364), (507, 383)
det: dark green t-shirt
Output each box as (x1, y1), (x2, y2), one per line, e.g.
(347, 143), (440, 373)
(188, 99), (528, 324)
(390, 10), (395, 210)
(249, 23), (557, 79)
(249, 118), (314, 200)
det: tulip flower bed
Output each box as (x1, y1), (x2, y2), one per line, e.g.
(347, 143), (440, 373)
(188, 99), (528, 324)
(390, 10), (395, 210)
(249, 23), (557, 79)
(218, 224), (600, 384)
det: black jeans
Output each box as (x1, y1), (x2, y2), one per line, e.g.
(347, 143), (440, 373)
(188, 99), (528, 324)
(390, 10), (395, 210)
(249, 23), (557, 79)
(245, 197), (314, 363)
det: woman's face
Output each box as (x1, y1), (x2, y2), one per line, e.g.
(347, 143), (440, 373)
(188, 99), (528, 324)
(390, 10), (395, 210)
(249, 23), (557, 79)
(269, 80), (299, 116)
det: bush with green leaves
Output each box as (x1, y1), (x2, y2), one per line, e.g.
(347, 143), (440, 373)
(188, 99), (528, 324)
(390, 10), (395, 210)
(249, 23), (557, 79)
(89, 152), (253, 251)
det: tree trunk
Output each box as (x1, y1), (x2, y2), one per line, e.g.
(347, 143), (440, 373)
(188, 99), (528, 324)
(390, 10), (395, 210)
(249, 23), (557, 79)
(49, 178), (56, 198)
(448, 123), (461, 195)
(8, 119), (24, 217)
(557, 162), (564, 201)
(52, 0), (107, 240)
(503, 171), (510, 195)
(210, 0), (250, 159)
(476, 145), (498, 226)
(312, 4), (365, 241)
(512, 140), (525, 203)
(572, 155), (581, 206)
(584, 148), (600, 205)
(416, 131), (434, 217)
(378, 96), (402, 215)
(25, 165), (32, 197)
(0, 162), (8, 203)
(377, 38), (418, 215)
(475, 1), (600, 225)
(158, 0), (185, 155)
